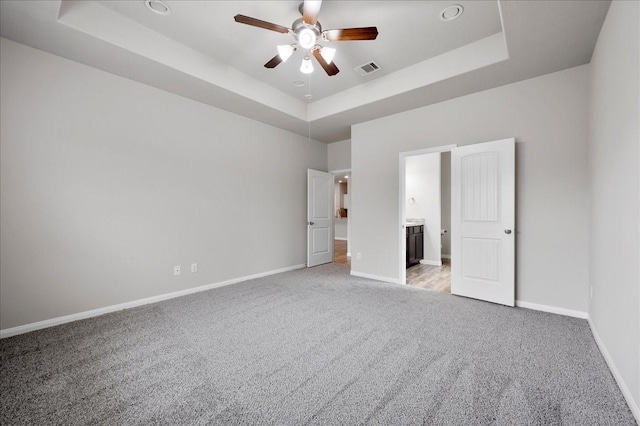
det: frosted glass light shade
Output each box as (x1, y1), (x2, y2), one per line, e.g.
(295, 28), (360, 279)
(300, 56), (314, 74)
(298, 28), (316, 49)
(277, 45), (294, 62)
(320, 47), (336, 64)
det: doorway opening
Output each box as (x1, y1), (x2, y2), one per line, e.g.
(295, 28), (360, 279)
(399, 139), (515, 306)
(399, 145), (456, 291)
(332, 170), (350, 265)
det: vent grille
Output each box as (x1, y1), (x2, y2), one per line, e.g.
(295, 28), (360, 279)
(354, 61), (381, 76)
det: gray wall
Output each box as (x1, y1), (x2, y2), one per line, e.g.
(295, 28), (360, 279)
(327, 139), (351, 172)
(0, 38), (327, 330)
(351, 65), (590, 312)
(588, 0), (639, 414)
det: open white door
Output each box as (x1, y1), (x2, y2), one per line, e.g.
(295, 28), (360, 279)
(307, 169), (334, 267)
(451, 138), (515, 306)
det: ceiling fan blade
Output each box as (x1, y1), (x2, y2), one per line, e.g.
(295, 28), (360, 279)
(303, 0), (322, 25)
(322, 27), (378, 41)
(312, 49), (339, 76)
(234, 15), (290, 34)
(264, 54), (283, 69)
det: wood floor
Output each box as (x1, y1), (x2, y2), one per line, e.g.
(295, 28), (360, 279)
(406, 259), (451, 292)
(334, 240), (349, 264)
(333, 240), (448, 293)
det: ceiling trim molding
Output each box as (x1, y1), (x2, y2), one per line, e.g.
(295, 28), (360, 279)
(308, 31), (509, 121)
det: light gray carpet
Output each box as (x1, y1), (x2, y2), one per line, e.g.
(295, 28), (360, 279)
(0, 263), (636, 425)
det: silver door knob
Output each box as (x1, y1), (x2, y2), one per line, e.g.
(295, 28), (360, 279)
(309, 221), (315, 225)
(505, 229), (512, 234)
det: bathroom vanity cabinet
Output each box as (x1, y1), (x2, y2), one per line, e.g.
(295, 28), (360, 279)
(406, 225), (424, 268)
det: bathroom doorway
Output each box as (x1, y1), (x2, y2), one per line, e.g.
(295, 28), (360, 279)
(400, 146), (454, 292)
(400, 139), (516, 305)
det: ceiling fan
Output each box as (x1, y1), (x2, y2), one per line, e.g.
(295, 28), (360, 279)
(234, 0), (378, 76)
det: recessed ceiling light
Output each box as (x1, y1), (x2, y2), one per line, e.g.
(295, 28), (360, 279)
(440, 4), (463, 22)
(338, 180), (343, 183)
(145, 0), (171, 16)
(345, 176), (348, 178)
(292, 80), (305, 87)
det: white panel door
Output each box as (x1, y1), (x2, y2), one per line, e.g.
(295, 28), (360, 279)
(451, 139), (515, 306)
(307, 169), (334, 267)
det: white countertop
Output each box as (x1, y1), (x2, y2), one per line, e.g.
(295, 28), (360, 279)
(405, 218), (425, 226)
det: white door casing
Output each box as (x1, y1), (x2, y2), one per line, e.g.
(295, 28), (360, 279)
(451, 138), (515, 306)
(307, 169), (334, 267)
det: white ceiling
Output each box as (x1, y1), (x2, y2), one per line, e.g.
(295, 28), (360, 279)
(95, 0), (502, 101)
(0, 1), (610, 143)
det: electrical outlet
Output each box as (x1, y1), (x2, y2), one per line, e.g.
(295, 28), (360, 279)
(173, 265), (181, 276)
(356, 252), (362, 260)
(191, 263), (198, 273)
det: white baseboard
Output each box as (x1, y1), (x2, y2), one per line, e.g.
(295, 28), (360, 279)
(0, 264), (306, 339)
(420, 259), (442, 266)
(515, 300), (588, 319)
(350, 270), (402, 285)
(441, 254), (451, 260)
(588, 316), (640, 423)
(334, 237), (348, 241)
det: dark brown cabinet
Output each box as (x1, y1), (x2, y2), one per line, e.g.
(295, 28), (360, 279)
(406, 225), (424, 268)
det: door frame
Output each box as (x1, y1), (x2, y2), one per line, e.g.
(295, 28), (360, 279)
(329, 168), (352, 261)
(399, 145), (457, 285)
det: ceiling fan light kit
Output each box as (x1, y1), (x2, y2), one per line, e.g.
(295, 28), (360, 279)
(233, 0), (378, 77)
(319, 46), (336, 64)
(277, 44), (296, 62)
(300, 56), (314, 74)
(298, 28), (317, 50)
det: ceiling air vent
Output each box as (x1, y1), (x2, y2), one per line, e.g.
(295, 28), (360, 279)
(354, 61), (381, 76)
